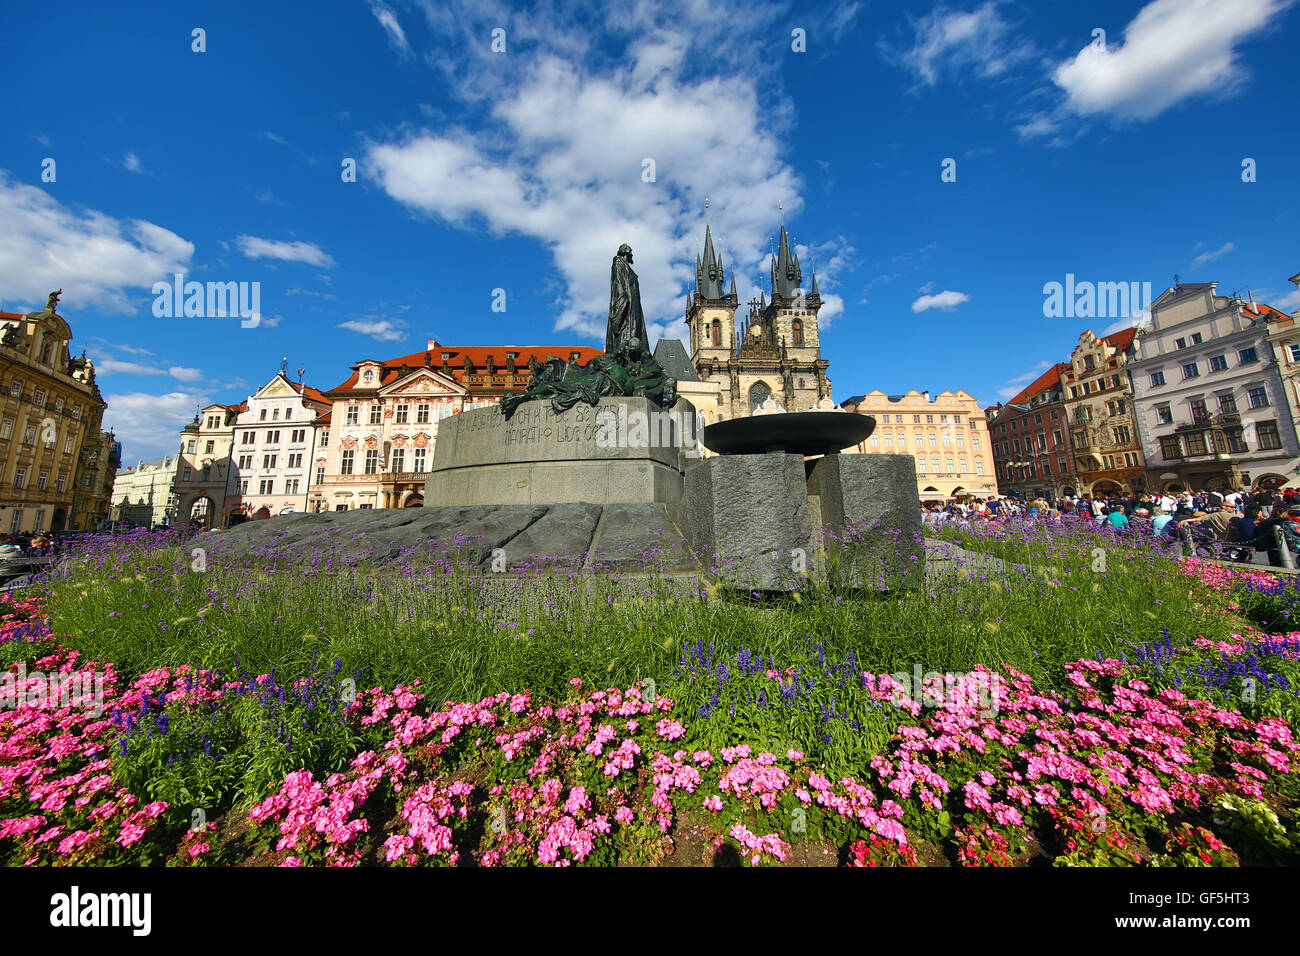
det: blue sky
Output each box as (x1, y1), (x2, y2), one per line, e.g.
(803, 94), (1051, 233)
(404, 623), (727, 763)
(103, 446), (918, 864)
(1, 0), (1295, 462)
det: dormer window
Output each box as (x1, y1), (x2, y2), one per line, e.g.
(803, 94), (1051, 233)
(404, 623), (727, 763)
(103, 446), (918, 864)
(363, 369), (374, 383)
(443, 353), (453, 362)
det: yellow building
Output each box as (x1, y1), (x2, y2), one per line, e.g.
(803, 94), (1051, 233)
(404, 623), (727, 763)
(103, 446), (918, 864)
(0, 292), (112, 532)
(839, 390), (997, 502)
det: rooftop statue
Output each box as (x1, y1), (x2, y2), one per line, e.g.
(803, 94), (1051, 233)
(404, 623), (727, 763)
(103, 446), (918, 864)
(46, 290), (62, 312)
(501, 243), (676, 419)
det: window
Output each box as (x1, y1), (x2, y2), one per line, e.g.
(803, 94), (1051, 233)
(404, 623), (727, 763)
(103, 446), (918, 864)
(63, 437), (73, 454)
(395, 404), (409, 424)
(1248, 387), (1269, 408)
(285, 479), (300, 494)
(10, 510), (21, 533)
(1036, 434), (1046, 452)
(913, 415), (920, 423)
(33, 388), (46, 406)
(413, 448), (427, 472)
(1113, 426), (1131, 444)
(931, 458), (939, 473)
(13, 467), (26, 489)
(1190, 399), (1209, 423)
(364, 449), (379, 474)
(928, 434), (937, 447)
(340, 450), (354, 475)
(1186, 432), (1207, 456)
(272, 408), (280, 420)
(956, 433), (965, 447)
(1182, 362), (1199, 379)
(869, 435), (879, 448)
(262, 455), (277, 470)
(391, 448), (405, 473)
(321, 430), (329, 448)
(37, 471), (47, 490)
(1257, 422), (1282, 450)
(9, 380), (21, 398)
(883, 433), (892, 447)
(56, 474), (66, 493)
(975, 462), (984, 475)
(260, 408), (268, 421)
(926, 415), (933, 423)
(266, 430), (280, 446)
(0, 419), (10, 440)
(182, 466), (192, 481)
(23, 424), (36, 445)
(291, 429), (306, 444)
(259, 479), (274, 495)
(1209, 355), (1227, 372)
(205, 440), (214, 454)
(238, 480), (249, 495)
(55, 397), (64, 413)
(945, 458), (954, 474)
(346, 406), (359, 425)
(942, 433), (951, 447)
(792, 319), (803, 346)
(288, 453), (303, 469)
(1175, 337), (1186, 350)
(186, 439), (196, 453)
(285, 408), (292, 420)
(315, 466), (326, 485)
(1160, 436), (1181, 459)
(917, 458), (926, 474)
(1238, 347), (1259, 364)
(238, 454), (253, 470)
(1083, 355), (1095, 370)
(1052, 430), (1063, 446)
(416, 404), (431, 424)
(1218, 393), (1237, 414)
(1290, 344), (1300, 363)
(1191, 333), (1202, 345)
(959, 458), (968, 473)
(972, 437), (981, 452)
(369, 405), (382, 425)
(438, 403), (452, 420)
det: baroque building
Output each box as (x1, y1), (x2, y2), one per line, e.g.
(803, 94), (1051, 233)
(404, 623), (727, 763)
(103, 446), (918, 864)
(839, 390), (996, 501)
(685, 221), (831, 418)
(0, 293), (114, 532)
(112, 456), (179, 528)
(1061, 328), (1147, 496)
(173, 401), (246, 527)
(986, 364), (1076, 500)
(312, 341), (602, 512)
(1128, 282), (1297, 493)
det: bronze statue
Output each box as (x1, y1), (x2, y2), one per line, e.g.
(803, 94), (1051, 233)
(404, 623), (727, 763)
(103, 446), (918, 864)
(45, 290), (62, 312)
(607, 244), (647, 354)
(500, 242), (676, 419)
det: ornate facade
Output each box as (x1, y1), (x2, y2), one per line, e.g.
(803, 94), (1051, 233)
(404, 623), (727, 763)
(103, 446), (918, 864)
(840, 390), (996, 501)
(173, 402), (246, 527)
(685, 222), (831, 418)
(986, 365), (1076, 500)
(1061, 328), (1147, 496)
(0, 294), (114, 532)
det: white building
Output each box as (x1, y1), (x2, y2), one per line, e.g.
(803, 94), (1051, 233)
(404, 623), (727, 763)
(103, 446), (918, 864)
(224, 371), (331, 521)
(1128, 282), (1298, 493)
(112, 457), (179, 527)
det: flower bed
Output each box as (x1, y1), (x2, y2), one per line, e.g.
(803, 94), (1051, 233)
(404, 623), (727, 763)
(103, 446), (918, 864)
(3, 593), (1298, 866)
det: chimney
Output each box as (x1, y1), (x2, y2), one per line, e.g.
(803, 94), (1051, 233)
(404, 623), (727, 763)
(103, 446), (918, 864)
(1248, 290), (1256, 309)
(427, 339), (438, 351)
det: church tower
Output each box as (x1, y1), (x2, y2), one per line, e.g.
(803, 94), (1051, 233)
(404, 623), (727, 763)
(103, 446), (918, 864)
(685, 223), (739, 369)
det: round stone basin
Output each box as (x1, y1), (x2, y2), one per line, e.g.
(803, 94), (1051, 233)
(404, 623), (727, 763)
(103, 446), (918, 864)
(703, 412), (876, 456)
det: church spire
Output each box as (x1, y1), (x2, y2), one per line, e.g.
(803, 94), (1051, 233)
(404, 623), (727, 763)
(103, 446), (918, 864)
(773, 221), (801, 299)
(697, 222), (725, 299)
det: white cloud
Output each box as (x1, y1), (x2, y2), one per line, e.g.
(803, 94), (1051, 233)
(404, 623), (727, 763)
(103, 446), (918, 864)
(0, 171), (193, 313)
(104, 391), (208, 464)
(997, 361), (1052, 400)
(911, 290), (971, 313)
(123, 153), (143, 173)
(1052, 0), (1292, 121)
(94, 358), (166, 377)
(368, 0), (411, 54)
(886, 2), (1033, 87)
(168, 366), (204, 383)
(235, 236), (336, 268)
(1100, 314), (1150, 336)
(1190, 242), (1235, 268)
(338, 319), (407, 341)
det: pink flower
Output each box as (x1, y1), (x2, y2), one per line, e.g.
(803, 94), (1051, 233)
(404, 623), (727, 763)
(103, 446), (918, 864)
(703, 795), (723, 812)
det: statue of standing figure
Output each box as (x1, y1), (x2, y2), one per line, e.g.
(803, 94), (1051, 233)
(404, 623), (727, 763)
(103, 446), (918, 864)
(606, 244), (647, 354)
(45, 290), (62, 313)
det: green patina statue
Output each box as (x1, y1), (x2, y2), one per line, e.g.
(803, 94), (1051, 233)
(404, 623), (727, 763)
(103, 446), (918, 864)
(501, 244), (676, 419)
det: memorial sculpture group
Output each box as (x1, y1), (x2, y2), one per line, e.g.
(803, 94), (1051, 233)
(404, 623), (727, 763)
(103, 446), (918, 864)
(215, 244), (924, 590)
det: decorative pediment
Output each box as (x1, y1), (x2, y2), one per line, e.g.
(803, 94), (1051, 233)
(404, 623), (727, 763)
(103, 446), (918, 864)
(390, 434), (408, 447)
(364, 435), (379, 448)
(383, 370), (460, 396)
(340, 436), (358, 449)
(260, 378), (296, 398)
(412, 433), (431, 448)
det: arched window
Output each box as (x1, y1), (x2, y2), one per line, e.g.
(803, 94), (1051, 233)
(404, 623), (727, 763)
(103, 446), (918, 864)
(748, 381), (772, 413)
(711, 319), (721, 346)
(792, 319), (803, 346)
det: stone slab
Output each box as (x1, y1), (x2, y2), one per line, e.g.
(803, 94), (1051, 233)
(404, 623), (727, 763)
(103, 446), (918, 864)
(807, 454), (925, 588)
(426, 396), (696, 506)
(587, 502), (695, 572)
(671, 453), (818, 590)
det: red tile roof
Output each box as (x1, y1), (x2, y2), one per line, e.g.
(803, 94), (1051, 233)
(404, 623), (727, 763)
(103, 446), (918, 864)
(324, 343), (603, 397)
(1006, 363), (1068, 406)
(1101, 326), (1137, 351)
(1244, 302), (1290, 321)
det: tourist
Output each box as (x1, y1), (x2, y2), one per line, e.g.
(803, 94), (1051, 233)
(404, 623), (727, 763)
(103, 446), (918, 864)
(1226, 506), (1260, 563)
(1103, 506), (1129, 530)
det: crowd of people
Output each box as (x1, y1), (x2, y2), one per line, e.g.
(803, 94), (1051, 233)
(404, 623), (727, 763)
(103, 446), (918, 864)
(923, 486), (1300, 567)
(0, 532), (60, 579)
